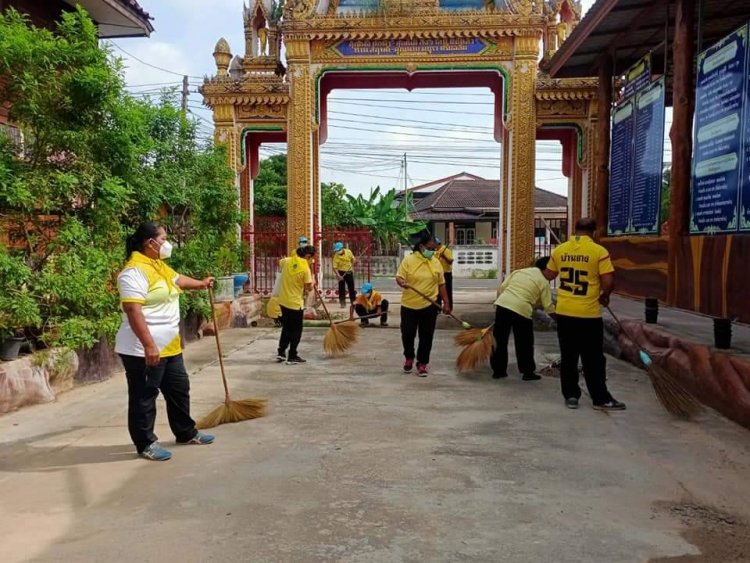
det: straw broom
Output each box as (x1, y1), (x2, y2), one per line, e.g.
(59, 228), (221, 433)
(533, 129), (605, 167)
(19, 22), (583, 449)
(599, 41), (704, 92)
(455, 324), (496, 372)
(315, 287), (358, 356)
(195, 288), (268, 430)
(408, 286), (472, 329)
(607, 306), (703, 420)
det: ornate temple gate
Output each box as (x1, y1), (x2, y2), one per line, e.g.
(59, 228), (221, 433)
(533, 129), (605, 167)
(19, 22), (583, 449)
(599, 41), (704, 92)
(201, 0), (597, 274)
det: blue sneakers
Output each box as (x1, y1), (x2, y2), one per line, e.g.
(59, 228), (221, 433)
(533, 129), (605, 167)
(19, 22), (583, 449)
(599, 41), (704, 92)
(140, 442), (172, 461)
(177, 431), (215, 445)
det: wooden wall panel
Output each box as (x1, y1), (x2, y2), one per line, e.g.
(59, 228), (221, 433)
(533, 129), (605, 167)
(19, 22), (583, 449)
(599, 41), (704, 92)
(604, 237), (668, 302)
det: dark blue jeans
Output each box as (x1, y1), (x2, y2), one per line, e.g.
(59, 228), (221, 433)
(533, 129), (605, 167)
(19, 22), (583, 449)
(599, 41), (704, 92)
(120, 353), (197, 453)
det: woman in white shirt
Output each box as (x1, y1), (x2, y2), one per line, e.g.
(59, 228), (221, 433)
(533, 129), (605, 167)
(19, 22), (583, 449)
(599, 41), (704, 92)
(115, 222), (215, 461)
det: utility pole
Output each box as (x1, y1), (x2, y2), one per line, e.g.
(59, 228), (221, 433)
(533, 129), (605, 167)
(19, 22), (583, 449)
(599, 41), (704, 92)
(181, 75), (189, 114)
(403, 152), (408, 219)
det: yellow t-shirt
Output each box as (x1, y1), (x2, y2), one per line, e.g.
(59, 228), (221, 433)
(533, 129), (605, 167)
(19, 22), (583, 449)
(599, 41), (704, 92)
(548, 235), (615, 319)
(355, 290), (383, 311)
(332, 248), (355, 272)
(435, 245), (453, 273)
(278, 256), (313, 310)
(115, 252), (183, 358)
(494, 267), (554, 319)
(397, 252), (445, 310)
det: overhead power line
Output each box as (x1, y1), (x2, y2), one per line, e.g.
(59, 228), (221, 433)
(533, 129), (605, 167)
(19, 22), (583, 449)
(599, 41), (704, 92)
(109, 42), (203, 79)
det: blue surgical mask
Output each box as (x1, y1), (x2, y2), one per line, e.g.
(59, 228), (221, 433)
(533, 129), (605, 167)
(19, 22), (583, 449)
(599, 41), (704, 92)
(421, 249), (435, 259)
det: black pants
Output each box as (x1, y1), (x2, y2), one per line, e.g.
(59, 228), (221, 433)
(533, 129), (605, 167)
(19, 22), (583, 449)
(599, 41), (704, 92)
(120, 353), (197, 453)
(400, 305), (439, 365)
(556, 315), (614, 405)
(278, 305), (304, 358)
(354, 299), (389, 325)
(490, 306), (535, 377)
(337, 271), (356, 304)
(436, 272), (453, 309)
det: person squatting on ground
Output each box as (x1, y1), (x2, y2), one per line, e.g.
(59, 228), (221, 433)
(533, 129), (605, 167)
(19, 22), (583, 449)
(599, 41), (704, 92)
(396, 232), (451, 377)
(115, 222), (215, 462)
(332, 241), (356, 308)
(354, 282), (389, 327)
(490, 256), (554, 381)
(276, 245), (316, 364)
(544, 217), (626, 411)
(434, 237), (454, 310)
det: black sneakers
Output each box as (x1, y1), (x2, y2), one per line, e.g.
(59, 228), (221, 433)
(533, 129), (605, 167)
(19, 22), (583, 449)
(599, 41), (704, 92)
(286, 356), (307, 364)
(593, 399), (627, 411)
(522, 373), (542, 381)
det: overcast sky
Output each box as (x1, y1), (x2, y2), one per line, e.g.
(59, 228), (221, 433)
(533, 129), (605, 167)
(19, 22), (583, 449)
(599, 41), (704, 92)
(115, 0), (600, 197)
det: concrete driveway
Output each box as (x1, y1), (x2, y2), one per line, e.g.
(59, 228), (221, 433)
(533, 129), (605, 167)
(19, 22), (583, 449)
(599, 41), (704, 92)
(0, 327), (748, 562)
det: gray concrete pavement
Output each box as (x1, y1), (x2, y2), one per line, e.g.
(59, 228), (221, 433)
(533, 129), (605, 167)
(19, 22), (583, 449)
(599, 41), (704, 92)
(1, 327), (749, 563)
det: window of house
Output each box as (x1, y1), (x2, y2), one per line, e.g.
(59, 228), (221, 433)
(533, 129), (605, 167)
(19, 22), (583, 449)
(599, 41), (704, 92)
(455, 227), (475, 245)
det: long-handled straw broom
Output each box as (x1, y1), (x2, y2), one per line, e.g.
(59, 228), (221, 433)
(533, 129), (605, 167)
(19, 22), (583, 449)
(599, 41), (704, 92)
(407, 286), (472, 329)
(607, 306), (702, 420)
(315, 287), (358, 356)
(196, 287), (268, 429)
(455, 323), (496, 372)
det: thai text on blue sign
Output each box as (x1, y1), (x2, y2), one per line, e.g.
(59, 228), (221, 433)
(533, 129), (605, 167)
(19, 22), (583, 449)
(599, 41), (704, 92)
(631, 78), (666, 234)
(334, 37), (487, 57)
(623, 54), (652, 99)
(608, 100), (636, 235)
(690, 24), (747, 234)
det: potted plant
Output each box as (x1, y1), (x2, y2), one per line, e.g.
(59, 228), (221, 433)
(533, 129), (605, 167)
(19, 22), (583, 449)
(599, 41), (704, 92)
(0, 328), (26, 361)
(0, 295), (40, 361)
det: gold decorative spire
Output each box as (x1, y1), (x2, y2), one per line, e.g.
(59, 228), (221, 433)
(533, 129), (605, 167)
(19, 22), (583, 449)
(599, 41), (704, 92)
(213, 38), (232, 75)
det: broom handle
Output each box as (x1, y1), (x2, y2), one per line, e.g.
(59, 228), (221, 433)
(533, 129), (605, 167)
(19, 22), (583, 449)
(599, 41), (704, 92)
(606, 305), (648, 355)
(314, 287), (333, 323)
(207, 287), (231, 400)
(335, 312), (382, 324)
(408, 286), (467, 326)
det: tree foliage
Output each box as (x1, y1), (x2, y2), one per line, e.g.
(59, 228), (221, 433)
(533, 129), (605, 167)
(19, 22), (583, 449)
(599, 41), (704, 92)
(252, 154), (423, 246)
(344, 187), (425, 250)
(253, 153), (287, 216)
(0, 9), (241, 349)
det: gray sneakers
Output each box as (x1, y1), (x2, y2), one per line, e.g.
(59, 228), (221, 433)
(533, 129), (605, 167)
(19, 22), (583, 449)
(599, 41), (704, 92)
(565, 397), (580, 410)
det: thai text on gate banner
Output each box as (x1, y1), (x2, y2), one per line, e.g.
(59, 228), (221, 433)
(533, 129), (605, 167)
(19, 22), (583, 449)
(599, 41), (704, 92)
(335, 37), (486, 57)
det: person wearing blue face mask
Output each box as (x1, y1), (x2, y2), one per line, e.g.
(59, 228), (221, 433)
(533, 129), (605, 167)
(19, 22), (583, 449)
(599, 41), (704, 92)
(396, 232), (451, 376)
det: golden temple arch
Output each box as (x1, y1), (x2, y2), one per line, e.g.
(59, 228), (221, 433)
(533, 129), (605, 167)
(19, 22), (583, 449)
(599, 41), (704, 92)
(201, 0), (596, 273)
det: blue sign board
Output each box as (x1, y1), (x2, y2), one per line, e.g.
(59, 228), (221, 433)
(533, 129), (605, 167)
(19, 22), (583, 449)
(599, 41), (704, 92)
(608, 99), (635, 235)
(690, 25), (747, 234)
(631, 78), (666, 234)
(741, 29), (750, 231)
(623, 54), (651, 100)
(335, 37), (487, 57)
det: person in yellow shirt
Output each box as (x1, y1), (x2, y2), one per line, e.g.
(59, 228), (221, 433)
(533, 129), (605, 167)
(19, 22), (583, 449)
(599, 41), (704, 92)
(396, 232), (451, 376)
(353, 282), (389, 327)
(434, 237), (454, 309)
(544, 217), (626, 411)
(116, 222), (216, 461)
(332, 241), (356, 308)
(490, 257), (554, 381)
(276, 245), (316, 364)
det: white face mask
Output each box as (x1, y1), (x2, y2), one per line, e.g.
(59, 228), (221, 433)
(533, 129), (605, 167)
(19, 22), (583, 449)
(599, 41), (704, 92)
(155, 240), (173, 259)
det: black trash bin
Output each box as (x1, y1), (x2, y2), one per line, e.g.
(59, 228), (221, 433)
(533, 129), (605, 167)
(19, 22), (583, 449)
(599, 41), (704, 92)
(713, 318), (732, 349)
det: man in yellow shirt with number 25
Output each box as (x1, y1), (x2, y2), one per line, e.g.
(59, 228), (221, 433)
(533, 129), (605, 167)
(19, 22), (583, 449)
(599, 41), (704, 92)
(545, 218), (626, 412)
